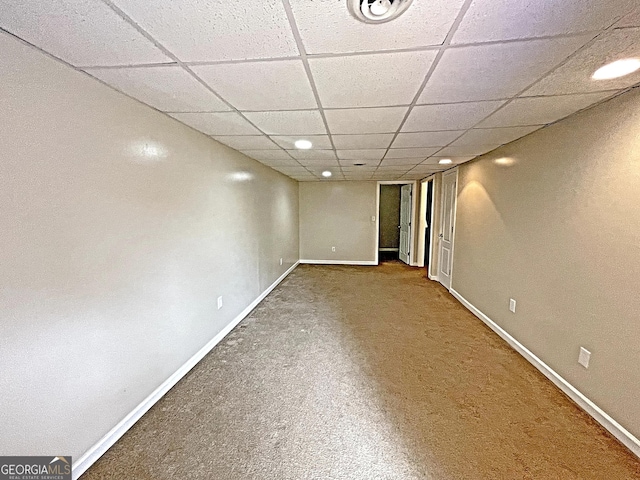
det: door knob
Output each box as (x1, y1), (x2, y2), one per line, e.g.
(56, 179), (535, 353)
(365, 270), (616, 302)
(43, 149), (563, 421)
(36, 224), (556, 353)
(439, 233), (443, 238)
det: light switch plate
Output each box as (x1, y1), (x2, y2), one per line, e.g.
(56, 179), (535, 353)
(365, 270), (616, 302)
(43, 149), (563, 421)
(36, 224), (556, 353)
(578, 347), (591, 368)
(509, 298), (516, 313)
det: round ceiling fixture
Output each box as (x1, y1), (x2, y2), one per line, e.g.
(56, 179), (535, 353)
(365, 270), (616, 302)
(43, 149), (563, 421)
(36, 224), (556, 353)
(294, 139), (313, 149)
(347, 0), (414, 24)
(322, 171), (332, 177)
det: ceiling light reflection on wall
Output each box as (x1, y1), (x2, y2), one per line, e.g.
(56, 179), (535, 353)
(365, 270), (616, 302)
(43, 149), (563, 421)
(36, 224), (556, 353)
(129, 140), (168, 163)
(294, 139), (313, 150)
(592, 58), (640, 80)
(494, 157), (516, 167)
(227, 171), (254, 182)
(322, 171), (332, 178)
(438, 159), (453, 165)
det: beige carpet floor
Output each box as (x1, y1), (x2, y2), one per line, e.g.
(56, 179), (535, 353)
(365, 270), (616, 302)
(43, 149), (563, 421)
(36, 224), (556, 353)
(83, 262), (640, 479)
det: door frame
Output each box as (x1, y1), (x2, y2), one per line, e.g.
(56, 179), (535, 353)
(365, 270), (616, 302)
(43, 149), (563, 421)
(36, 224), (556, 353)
(417, 175), (436, 270)
(375, 181), (419, 266)
(438, 168), (459, 290)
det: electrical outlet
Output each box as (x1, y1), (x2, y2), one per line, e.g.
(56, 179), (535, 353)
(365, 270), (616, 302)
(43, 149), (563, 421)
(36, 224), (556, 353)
(279, 258), (283, 266)
(331, 246), (336, 252)
(578, 347), (591, 369)
(217, 296), (223, 310)
(371, 215), (376, 222)
(509, 298), (516, 313)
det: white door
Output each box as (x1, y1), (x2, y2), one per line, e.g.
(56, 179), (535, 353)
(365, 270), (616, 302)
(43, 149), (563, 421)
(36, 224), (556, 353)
(439, 170), (457, 289)
(399, 184), (412, 264)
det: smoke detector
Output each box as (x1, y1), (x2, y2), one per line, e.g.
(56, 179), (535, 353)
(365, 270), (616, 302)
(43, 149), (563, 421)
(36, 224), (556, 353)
(348, 0), (414, 24)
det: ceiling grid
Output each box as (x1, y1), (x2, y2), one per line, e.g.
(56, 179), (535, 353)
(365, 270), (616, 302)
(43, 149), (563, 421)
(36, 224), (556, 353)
(1, 0), (639, 181)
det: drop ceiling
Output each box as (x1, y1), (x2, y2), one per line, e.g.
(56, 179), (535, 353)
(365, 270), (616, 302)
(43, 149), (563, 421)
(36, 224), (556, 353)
(1, 0), (639, 181)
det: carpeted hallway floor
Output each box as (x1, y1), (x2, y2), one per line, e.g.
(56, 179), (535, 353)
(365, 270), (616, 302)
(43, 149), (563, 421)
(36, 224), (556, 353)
(83, 263), (640, 479)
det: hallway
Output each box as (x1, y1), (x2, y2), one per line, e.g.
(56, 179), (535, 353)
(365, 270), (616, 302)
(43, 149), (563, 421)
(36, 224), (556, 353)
(83, 264), (640, 479)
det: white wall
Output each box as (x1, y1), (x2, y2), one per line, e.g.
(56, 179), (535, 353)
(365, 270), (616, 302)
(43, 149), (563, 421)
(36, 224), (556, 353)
(0, 31), (299, 460)
(452, 87), (640, 442)
(299, 182), (377, 264)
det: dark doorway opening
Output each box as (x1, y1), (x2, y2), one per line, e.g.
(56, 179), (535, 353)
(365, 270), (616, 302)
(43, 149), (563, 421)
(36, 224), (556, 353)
(424, 180), (433, 268)
(378, 184), (401, 263)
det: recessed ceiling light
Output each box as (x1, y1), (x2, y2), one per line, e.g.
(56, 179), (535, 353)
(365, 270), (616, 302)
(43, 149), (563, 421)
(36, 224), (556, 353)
(592, 58), (640, 80)
(322, 171), (332, 178)
(353, 163), (366, 166)
(439, 159), (453, 165)
(348, 0), (414, 24)
(294, 139), (313, 150)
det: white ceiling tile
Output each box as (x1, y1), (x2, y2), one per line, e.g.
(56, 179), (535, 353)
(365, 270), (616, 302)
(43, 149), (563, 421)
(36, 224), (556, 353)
(332, 134), (394, 149)
(524, 28), (640, 96)
(375, 165), (413, 171)
(341, 166), (378, 172)
(437, 145), (500, 156)
(423, 156), (476, 165)
(392, 131), (464, 148)
(419, 36), (593, 103)
(452, 0), (637, 44)
(385, 148), (440, 159)
(297, 159), (341, 168)
(86, 66), (229, 112)
(259, 159), (302, 168)
(290, 0), (466, 54)
(477, 92), (614, 127)
(272, 166), (310, 174)
(379, 158), (425, 167)
(192, 60), (317, 110)
(0, 0), (170, 67)
(213, 136), (280, 150)
(243, 110), (327, 135)
(169, 112), (261, 135)
(111, 0), (298, 62)
(403, 101), (505, 131)
(287, 150), (337, 161)
(451, 126), (541, 146)
(325, 107), (408, 134)
(240, 150), (293, 161)
(309, 51), (437, 108)
(336, 150), (387, 161)
(615, 9), (640, 28)
(270, 135), (333, 150)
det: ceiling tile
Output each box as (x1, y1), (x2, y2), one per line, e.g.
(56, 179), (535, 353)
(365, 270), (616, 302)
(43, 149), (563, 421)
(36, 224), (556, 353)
(192, 60), (317, 111)
(423, 156), (475, 165)
(289, 0), (466, 54)
(385, 148), (440, 159)
(419, 36), (593, 103)
(297, 160), (341, 168)
(403, 101), (505, 131)
(615, 9), (640, 28)
(309, 51), (437, 108)
(452, 0), (637, 44)
(240, 150), (293, 161)
(437, 145), (500, 156)
(259, 159), (302, 169)
(270, 135), (333, 150)
(325, 107), (408, 134)
(376, 165), (413, 171)
(524, 28), (640, 96)
(477, 92), (614, 127)
(451, 126), (541, 146)
(408, 165), (443, 173)
(0, 0), (170, 67)
(169, 112), (261, 135)
(213, 136), (280, 150)
(86, 66), (229, 112)
(332, 134), (394, 149)
(244, 110), (327, 135)
(287, 150), (337, 161)
(111, 0), (298, 62)
(391, 131), (464, 148)
(380, 158), (427, 166)
(272, 166), (310, 174)
(336, 150), (387, 161)
(341, 166), (378, 172)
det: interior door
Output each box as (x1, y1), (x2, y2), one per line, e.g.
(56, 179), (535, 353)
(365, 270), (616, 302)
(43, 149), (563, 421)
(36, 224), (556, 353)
(399, 184), (412, 264)
(439, 171), (457, 289)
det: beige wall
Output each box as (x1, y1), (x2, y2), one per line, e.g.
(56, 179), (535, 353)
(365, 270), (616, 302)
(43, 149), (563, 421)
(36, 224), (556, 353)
(452, 87), (640, 439)
(0, 32), (299, 459)
(299, 182), (377, 263)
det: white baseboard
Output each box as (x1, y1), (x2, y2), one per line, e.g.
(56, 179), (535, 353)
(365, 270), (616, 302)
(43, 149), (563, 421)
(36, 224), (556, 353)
(450, 288), (640, 459)
(428, 273), (438, 281)
(299, 259), (377, 266)
(72, 261), (300, 479)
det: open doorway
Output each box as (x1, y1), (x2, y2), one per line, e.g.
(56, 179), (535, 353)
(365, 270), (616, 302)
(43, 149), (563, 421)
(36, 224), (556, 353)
(378, 183), (413, 265)
(378, 184), (401, 262)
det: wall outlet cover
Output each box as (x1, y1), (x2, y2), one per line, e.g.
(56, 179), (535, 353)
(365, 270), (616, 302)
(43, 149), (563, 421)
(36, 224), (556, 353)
(509, 298), (516, 313)
(217, 296), (223, 310)
(578, 347), (591, 368)
(279, 258), (283, 265)
(331, 246), (336, 252)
